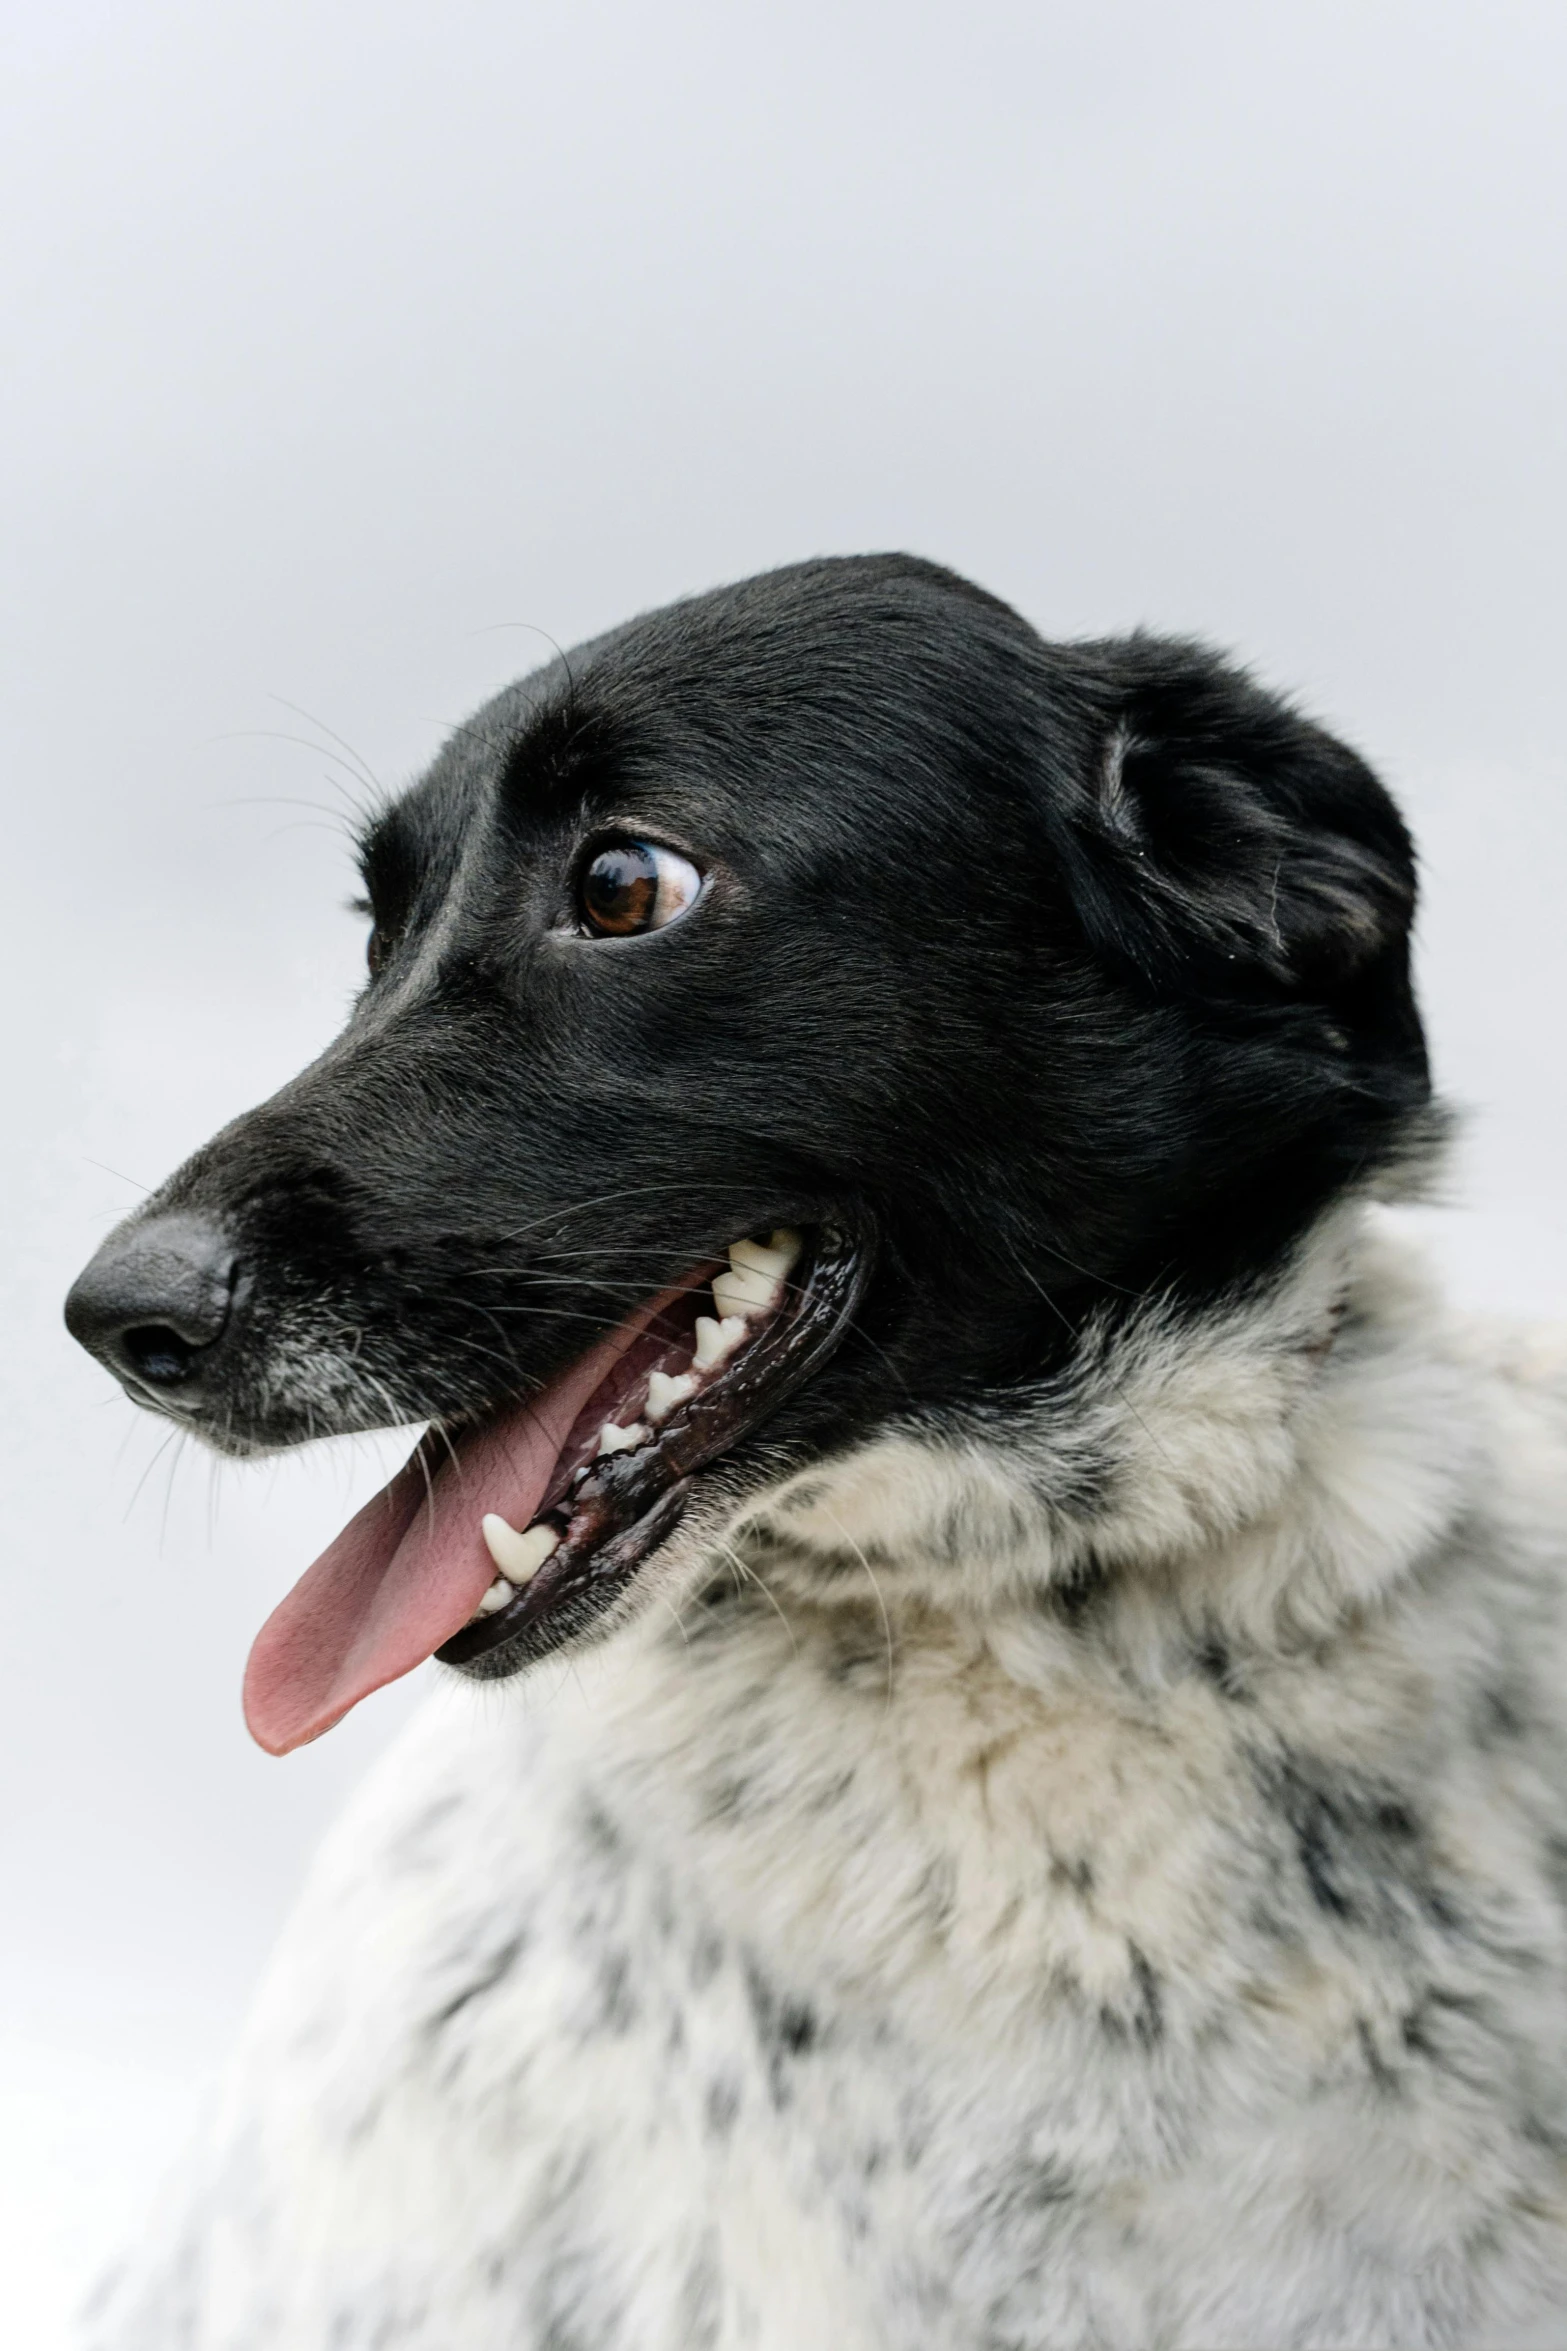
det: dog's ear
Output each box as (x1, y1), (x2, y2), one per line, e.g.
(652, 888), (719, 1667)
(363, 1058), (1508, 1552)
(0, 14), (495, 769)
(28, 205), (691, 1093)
(1048, 644), (1418, 1006)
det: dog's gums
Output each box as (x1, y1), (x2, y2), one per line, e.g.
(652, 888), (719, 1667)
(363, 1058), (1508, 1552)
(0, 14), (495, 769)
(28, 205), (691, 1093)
(451, 1229), (805, 1640)
(238, 1220), (871, 1752)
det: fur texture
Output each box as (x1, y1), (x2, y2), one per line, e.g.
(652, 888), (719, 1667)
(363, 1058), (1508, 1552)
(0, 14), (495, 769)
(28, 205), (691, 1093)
(67, 559), (1567, 2345)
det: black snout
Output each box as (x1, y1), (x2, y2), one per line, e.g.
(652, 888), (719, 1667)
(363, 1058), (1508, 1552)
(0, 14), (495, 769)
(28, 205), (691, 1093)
(65, 1214), (238, 1396)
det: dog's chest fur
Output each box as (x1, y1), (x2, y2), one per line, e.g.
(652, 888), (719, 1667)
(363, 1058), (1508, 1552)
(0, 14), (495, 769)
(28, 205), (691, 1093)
(92, 1226), (1567, 2348)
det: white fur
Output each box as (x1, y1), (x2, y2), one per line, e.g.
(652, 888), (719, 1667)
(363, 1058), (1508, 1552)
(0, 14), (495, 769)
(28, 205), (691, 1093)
(85, 1211), (1567, 2347)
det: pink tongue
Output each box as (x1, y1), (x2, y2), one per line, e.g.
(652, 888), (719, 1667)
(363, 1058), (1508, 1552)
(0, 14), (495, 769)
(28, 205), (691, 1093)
(242, 1302), (679, 1755)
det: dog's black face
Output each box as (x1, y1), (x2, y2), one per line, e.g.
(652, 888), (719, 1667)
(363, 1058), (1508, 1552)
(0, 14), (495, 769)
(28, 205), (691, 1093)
(65, 555), (1430, 1748)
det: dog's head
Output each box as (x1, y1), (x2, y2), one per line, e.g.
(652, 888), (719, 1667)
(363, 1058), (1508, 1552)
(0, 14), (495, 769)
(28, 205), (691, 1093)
(65, 555), (1430, 1750)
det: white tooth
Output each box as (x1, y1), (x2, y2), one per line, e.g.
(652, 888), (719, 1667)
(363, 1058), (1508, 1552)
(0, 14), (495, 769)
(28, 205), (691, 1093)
(693, 1313), (748, 1369)
(713, 1266), (779, 1319)
(481, 1514), (559, 1585)
(731, 1230), (802, 1281)
(645, 1368), (697, 1423)
(597, 1419), (651, 1456)
(474, 1576), (513, 1615)
(716, 1230), (802, 1318)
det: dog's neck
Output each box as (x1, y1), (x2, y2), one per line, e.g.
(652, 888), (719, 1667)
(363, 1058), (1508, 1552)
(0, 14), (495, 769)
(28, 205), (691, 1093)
(557, 1200), (1490, 2038)
(717, 1198), (1474, 1666)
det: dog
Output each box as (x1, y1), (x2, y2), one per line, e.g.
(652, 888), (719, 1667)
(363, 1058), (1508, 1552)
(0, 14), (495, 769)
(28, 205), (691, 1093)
(65, 555), (1567, 2347)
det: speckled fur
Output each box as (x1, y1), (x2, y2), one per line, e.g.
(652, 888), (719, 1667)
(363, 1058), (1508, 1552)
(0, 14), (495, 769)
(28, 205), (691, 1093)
(86, 1206), (1567, 2349)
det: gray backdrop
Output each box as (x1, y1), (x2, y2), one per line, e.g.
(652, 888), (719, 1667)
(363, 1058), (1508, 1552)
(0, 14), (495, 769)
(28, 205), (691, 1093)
(3, 2), (1563, 2338)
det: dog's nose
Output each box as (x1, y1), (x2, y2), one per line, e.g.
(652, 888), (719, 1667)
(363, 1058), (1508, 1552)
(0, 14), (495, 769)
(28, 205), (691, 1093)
(65, 1213), (239, 1394)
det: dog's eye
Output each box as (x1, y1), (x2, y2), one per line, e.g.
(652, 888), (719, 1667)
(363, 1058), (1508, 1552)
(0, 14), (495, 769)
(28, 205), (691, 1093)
(578, 839), (702, 938)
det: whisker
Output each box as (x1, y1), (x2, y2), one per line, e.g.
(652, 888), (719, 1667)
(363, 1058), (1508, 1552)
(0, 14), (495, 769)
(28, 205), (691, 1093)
(209, 729), (379, 818)
(83, 1157), (153, 1195)
(265, 696), (386, 804)
(123, 1425), (180, 1521)
(716, 1535), (800, 1662)
(158, 1428), (191, 1552)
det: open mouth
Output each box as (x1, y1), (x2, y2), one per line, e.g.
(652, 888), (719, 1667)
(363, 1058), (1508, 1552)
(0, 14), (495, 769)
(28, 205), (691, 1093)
(242, 1218), (870, 1754)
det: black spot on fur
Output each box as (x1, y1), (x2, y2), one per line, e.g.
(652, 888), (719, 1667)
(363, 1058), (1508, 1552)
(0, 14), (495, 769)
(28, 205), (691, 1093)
(1356, 2017), (1400, 2096)
(1128, 1947), (1164, 2046)
(426, 1935), (525, 2033)
(1099, 1947), (1164, 2047)
(592, 1949), (639, 2036)
(1397, 1986), (1500, 2089)
(687, 1575), (744, 1626)
(688, 1927), (725, 1989)
(342, 2097), (384, 2149)
(807, 1768), (858, 1811)
(576, 1801), (626, 1864)
(969, 2152), (1078, 2239)
(1050, 1854), (1095, 1896)
(779, 2003), (817, 2056)
(701, 1773), (757, 1824)
(704, 2076), (741, 2140)
(916, 1857), (958, 1933)
(1051, 1561), (1111, 1628)
(744, 1959), (821, 2104)
(1400, 2001), (1437, 2057)
(1257, 1752), (1438, 1935)
(829, 1646), (891, 1686)
(1193, 1629), (1247, 1696)
(1475, 1682), (1529, 1746)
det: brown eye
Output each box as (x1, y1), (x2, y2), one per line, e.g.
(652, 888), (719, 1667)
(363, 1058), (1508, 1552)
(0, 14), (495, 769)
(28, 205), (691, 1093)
(578, 839), (702, 938)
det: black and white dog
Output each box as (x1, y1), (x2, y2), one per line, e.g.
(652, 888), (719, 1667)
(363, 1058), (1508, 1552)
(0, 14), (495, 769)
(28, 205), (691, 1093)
(66, 557), (1567, 2347)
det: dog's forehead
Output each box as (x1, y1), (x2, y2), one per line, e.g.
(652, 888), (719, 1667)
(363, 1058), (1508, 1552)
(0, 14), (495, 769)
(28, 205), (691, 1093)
(385, 567), (1048, 882)
(378, 698), (931, 902)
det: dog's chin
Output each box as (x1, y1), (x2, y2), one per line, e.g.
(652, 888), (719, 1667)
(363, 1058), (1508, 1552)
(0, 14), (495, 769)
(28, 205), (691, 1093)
(237, 1215), (874, 1754)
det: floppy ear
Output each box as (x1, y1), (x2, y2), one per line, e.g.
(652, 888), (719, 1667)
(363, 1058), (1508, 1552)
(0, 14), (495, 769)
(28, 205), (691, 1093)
(1050, 645), (1418, 1006)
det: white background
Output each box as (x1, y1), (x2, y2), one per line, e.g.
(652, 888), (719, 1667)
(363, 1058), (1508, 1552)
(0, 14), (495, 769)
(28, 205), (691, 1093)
(2, 2), (1564, 2339)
